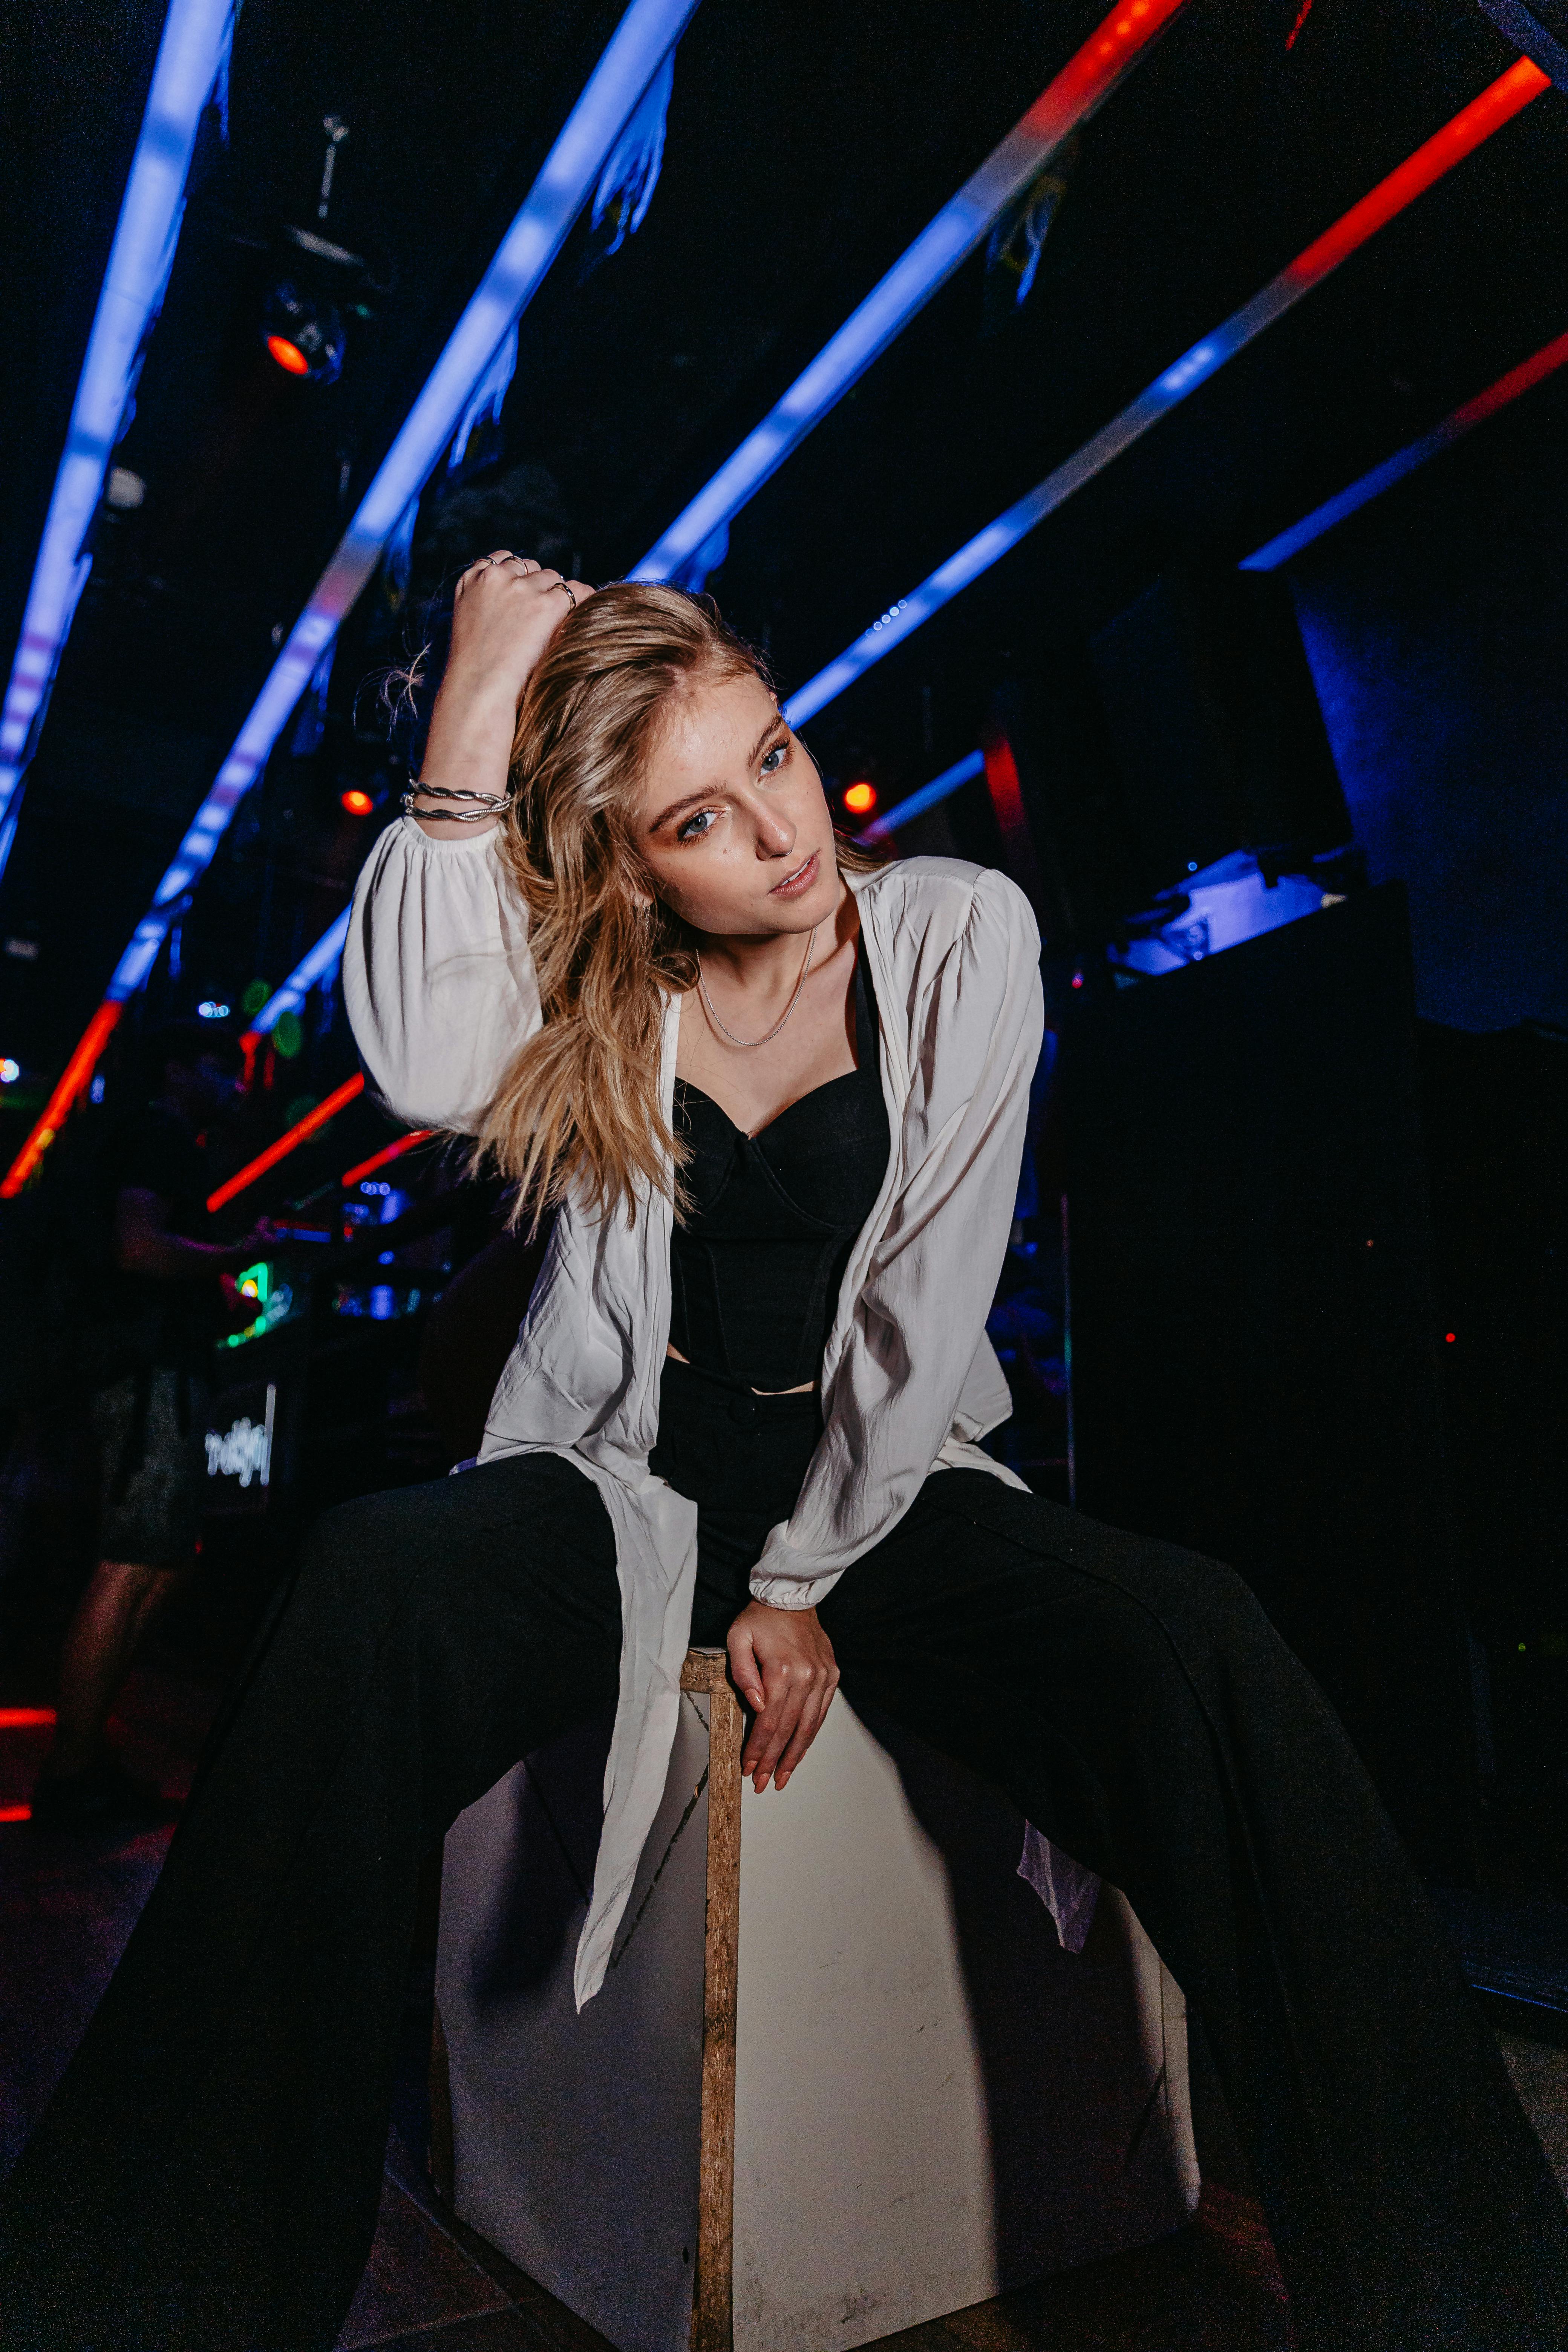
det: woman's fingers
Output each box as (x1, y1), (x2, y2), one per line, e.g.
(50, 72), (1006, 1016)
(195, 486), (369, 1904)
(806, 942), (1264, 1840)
(743, 1655), (839, 1792)
(727, 1620), (766, 1712)
(727, 1600), (840, 1793)
(772, 1670), (839, 1791)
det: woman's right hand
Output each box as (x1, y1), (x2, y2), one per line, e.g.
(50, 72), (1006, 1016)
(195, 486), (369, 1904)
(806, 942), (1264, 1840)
(415, 553), (594, 837)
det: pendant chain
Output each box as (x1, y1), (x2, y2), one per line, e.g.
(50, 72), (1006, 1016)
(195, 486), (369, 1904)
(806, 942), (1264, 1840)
(697, 924), (819, 1050)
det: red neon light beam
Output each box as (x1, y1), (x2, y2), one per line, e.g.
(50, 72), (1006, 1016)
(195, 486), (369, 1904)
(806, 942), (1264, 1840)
(339, 1129), (437, 1188)
(785, 56), (1550, 727)
(7, 59), (1553, 1201)
(0, 1001), (123, 1197)
(206, 1072), (366, 1213)
(1277, 57), (1548, 294)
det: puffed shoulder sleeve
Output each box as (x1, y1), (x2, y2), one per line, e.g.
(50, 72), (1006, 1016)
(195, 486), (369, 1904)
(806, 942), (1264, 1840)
(750, 864), (1044, 1608)
(342, 817), (541, 1133)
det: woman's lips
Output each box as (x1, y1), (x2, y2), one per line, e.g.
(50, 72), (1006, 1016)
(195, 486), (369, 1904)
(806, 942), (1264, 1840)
(770, 850), (818, 897)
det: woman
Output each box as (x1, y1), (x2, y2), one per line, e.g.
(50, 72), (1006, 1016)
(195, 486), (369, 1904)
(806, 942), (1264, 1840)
(3, 563), (1563, 2352)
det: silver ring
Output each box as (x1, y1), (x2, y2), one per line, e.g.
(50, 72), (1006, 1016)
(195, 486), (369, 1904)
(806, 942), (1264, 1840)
(554, 580), (576, 607)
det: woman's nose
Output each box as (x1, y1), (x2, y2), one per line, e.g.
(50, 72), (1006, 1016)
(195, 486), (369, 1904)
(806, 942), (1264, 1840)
(755, 807), (795, 856)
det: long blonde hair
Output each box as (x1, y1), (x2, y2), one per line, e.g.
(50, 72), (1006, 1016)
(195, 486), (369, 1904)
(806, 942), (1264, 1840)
(475, 581), (881, 1228)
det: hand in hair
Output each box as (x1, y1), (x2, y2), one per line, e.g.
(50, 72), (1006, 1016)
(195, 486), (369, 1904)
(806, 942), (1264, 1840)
(415, 552), (594, 839)
(450, 550), (594, 714)
(726, 1599), (841, 1792)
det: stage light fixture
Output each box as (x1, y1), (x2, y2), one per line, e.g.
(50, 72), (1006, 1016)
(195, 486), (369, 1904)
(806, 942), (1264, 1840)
(782, 57), (1548, 730)
(0, 1059), (19, 1085)
(1240, 326), (1568, 570)
(0, 0), (240, 880)
(842, 781), (878, 816)
(3, 0), (698, 1198)
(197, 999), (231, 1019)
(340, 786), (375, 815)
(632, 0), (1188, 585)
(262, 283), (345, 384)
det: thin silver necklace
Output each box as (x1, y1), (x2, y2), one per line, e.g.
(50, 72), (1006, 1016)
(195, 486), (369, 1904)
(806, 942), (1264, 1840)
(698, 924), (819, 1049)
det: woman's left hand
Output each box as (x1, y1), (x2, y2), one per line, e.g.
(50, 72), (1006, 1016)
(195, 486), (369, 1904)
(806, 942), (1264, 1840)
(726, 1600), (841, 1792)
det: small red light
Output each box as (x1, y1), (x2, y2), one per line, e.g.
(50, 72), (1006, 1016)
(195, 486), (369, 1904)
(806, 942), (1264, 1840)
(340, 788), (374, 816)
(843, 781), (877, 816)
(267, 334), (310, 377)
(1445, 1332), (1456, 1344)
(1070, 970), (1084, 990)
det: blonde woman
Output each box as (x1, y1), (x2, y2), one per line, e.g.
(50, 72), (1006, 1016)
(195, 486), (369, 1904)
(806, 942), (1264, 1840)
(3, 563), (1563, 2352)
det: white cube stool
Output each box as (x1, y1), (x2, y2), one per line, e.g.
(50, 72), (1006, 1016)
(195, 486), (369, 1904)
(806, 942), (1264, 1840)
(433, 1650), (1199, 2352)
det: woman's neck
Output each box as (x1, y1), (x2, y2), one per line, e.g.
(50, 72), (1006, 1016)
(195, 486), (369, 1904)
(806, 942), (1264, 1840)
(692, 873), (853, 997)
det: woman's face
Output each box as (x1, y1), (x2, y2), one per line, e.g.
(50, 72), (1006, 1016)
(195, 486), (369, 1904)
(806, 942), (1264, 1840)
(631, 667), (843, 941)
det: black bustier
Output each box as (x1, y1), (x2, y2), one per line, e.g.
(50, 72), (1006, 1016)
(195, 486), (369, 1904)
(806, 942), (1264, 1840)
(668, 948), (890, 1392)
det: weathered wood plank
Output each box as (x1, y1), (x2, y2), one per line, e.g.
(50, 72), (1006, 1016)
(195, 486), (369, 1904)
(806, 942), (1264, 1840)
(691, 1654), (743, 2352)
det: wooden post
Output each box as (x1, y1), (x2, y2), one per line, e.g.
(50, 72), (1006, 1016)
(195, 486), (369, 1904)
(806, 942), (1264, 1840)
(682, 1648), (743, 2352)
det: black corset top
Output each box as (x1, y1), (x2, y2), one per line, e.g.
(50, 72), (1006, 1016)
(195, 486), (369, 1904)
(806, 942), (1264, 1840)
(668, 946), (890, 1392)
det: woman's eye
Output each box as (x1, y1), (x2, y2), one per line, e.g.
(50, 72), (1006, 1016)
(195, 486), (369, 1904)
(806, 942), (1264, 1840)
(676, 807), (719, 843)
(759, 743), (788, 777)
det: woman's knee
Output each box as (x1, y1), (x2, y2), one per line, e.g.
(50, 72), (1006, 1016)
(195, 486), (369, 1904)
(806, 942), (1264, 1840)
(294, 1482), (454, 1617)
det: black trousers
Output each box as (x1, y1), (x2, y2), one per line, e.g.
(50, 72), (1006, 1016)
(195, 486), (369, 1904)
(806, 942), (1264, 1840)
(3, 1367), (1565, 2351)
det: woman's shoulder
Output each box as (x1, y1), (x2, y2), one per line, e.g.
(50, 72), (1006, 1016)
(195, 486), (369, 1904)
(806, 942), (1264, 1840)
(852, 856), (1039, 957)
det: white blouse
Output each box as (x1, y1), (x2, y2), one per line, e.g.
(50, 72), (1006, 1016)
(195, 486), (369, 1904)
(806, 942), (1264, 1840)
(344, 821), (1045, 2003)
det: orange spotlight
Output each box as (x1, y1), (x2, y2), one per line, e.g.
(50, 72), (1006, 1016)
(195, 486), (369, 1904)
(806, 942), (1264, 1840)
(340, 787), (375, 816)
(842, 781), (877, 816)
(266, 334), (310, 377)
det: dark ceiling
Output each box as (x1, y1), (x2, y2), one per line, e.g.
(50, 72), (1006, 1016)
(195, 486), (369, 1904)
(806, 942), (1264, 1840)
(2, 0), (1564, 1141)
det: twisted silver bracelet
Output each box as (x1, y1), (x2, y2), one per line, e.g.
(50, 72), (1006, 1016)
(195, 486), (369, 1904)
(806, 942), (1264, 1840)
(402, 778), (510, 822)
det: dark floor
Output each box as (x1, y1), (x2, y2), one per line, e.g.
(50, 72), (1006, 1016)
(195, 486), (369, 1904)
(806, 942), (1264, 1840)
(3, 1647), (1564, 2352)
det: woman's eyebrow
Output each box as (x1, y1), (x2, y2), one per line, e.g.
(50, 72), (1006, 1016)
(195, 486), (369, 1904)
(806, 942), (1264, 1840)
(646, 785), (720, 834)
(747, 717), (787, 765)
(646, 723), (789, 833)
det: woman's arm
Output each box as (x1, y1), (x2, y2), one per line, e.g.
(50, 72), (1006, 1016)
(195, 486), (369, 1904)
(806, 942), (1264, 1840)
(750, 868), (1045, 1606)
(342, 556), (593, 1129)
(411, 554), (593, 839)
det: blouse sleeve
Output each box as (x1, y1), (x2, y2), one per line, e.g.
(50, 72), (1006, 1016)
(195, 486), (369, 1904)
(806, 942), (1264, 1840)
(750, 865), (1044, 1609)
(341, 817), (541, 1133)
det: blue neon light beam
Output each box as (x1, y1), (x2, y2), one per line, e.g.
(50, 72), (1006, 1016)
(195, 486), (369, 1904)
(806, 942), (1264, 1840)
(1240, 326), (1568, 570)
(782, 58), (1549, 729)
(630, 0), (1189, 585)
(0, 0), (238, 880)
(246, 907), (353, 1036)
(106, 0), (699, 1001)
(859, 749), (985, 840)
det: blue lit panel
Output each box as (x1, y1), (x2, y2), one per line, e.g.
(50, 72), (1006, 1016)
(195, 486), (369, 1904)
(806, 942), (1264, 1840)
(105, 0), (700, 1000)
(0, 0), (238, 878)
